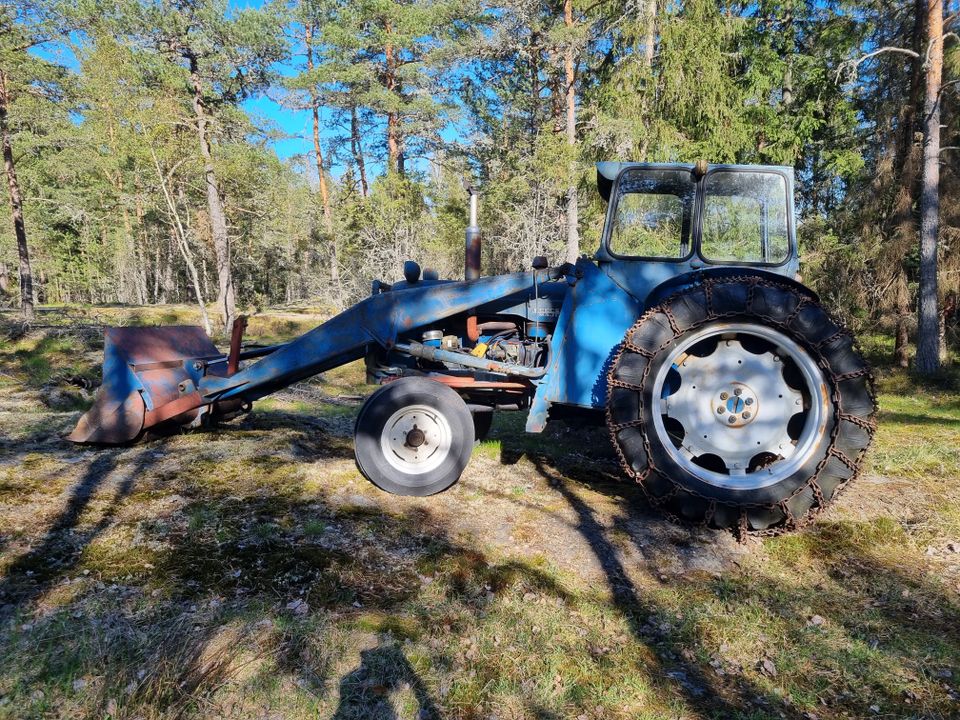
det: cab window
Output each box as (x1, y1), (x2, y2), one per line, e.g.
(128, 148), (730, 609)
(609, 168), (696, 258)
(701, 171), (789, 263)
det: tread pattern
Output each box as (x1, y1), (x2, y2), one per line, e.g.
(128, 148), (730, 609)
(606, 275), (877, 536)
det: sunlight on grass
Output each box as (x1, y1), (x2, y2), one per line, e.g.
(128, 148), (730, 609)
(0, 310), (958, 719)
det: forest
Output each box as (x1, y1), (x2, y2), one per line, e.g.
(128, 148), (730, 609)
(4, 3), (960, 718)
(2, 0), (959, 371)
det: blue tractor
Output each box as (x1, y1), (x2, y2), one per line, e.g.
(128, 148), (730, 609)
(71, 161), (876, 534)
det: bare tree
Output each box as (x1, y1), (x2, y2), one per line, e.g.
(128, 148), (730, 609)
(150, 148), (212, 335)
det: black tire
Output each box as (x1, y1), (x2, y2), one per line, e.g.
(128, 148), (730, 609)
(606, 275), (876, 534)
(472, 410), (493, 441)
(355, 377), (475, 497)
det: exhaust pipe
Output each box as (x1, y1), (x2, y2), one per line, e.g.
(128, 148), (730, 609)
(465, 185), (481, 280)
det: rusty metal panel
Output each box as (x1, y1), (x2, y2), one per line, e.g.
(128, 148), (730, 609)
(69, 326), (222, 444)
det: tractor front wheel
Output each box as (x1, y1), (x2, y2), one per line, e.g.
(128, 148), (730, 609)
(355, 377), (475, 496)
(607, 276), (876, 534)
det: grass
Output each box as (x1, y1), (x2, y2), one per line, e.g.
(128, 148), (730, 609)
(0, 307), (958, 719)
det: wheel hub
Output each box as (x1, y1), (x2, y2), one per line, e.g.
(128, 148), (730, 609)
(406, 426), (426, 448)
(714, 382), (758, 428)
(380, 405), (453, 475)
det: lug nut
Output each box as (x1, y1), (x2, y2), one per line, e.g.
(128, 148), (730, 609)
(745, 397), (754, 406)
(728, 416), (736, 424)
(720, 391), (729, 400)
(742, 411), (752, 419)
(717, 406), (725, 414)
(734, 388), (742, 396)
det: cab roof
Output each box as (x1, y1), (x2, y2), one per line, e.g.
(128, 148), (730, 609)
(596, 162), (795, 202)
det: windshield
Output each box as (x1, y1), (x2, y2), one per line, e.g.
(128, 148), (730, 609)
(607, 167), (791, 264)
(609, 168), (696, 258)
(701, 170), (789, 263)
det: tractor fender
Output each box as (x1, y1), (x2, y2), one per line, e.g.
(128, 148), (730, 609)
(643, 267), (819, 312)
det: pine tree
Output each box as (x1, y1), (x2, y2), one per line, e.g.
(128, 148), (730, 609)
(99, 0), (288, 331)
(0, 2), (67, 317)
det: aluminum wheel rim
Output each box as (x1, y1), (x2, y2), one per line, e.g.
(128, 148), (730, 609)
(380, 404), (453, 477)
(650, 323), (828, 490)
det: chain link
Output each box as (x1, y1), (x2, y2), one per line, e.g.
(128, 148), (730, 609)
(605, 274), (878, 539)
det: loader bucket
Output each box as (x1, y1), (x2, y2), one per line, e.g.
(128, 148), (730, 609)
(69, 326), (224, 444)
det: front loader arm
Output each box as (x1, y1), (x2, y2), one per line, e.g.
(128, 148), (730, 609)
(70, 270), (545, 445)
(201, 270), (541, 403)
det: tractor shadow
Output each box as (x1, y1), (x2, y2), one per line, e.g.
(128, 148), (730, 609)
(488, 414), (960, 717)
(490, 412), (749, 578)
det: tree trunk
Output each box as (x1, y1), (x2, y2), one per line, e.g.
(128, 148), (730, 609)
(914, 0), (943, 375)
(0, 69), (34, 319)
(781, 9), (794, 106)
(892, 0), (925, 367)
(305, 23), (341, 307)
(563, 0), (579, 263)
(351, 105), (369, 197)
(529, 30), (542, 142)
(895, 314), (911, 367)
(305, 25), (333, 237)
(133, 181), (148, 304)
(384, 23), (400, 174)
(188, 54), (235, 333)
(154, 244), (162, 303)
(941, 291), (956, 363)
(643, 0), (656, 67)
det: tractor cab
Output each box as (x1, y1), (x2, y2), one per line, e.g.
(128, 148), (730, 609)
(594, 162), (799, 300)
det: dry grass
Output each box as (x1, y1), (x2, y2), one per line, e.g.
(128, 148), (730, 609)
(0, 311), (958, 719)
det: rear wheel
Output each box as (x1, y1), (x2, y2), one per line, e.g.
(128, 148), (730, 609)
(355, 377), (475, 496)
(607, 275), (876, 534)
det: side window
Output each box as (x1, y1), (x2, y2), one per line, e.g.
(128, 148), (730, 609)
(609, 168), (695, 258)
(701, 171), (789, 263)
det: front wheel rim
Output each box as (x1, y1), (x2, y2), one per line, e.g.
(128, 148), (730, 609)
(650, 323), (829, 491)
(380, 404), (453, 476)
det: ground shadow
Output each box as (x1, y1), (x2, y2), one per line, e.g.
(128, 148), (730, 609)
(331, 643), (441, 720)
(0, 448), (158, 620)
(532, 457), (799, 718)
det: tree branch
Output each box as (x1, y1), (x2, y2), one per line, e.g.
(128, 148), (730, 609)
(836, 46), (920, 84)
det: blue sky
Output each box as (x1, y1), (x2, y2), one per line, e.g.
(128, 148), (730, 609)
(29, 0), (361, 181)
(231, 0), (315, 164)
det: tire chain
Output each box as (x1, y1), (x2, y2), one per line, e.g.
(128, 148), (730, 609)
(605, 274), (879, 539)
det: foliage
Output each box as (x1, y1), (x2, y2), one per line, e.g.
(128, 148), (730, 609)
(0, 0), (956, 355)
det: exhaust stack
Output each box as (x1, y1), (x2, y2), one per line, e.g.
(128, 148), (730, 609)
(465, 186), (481, 280)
